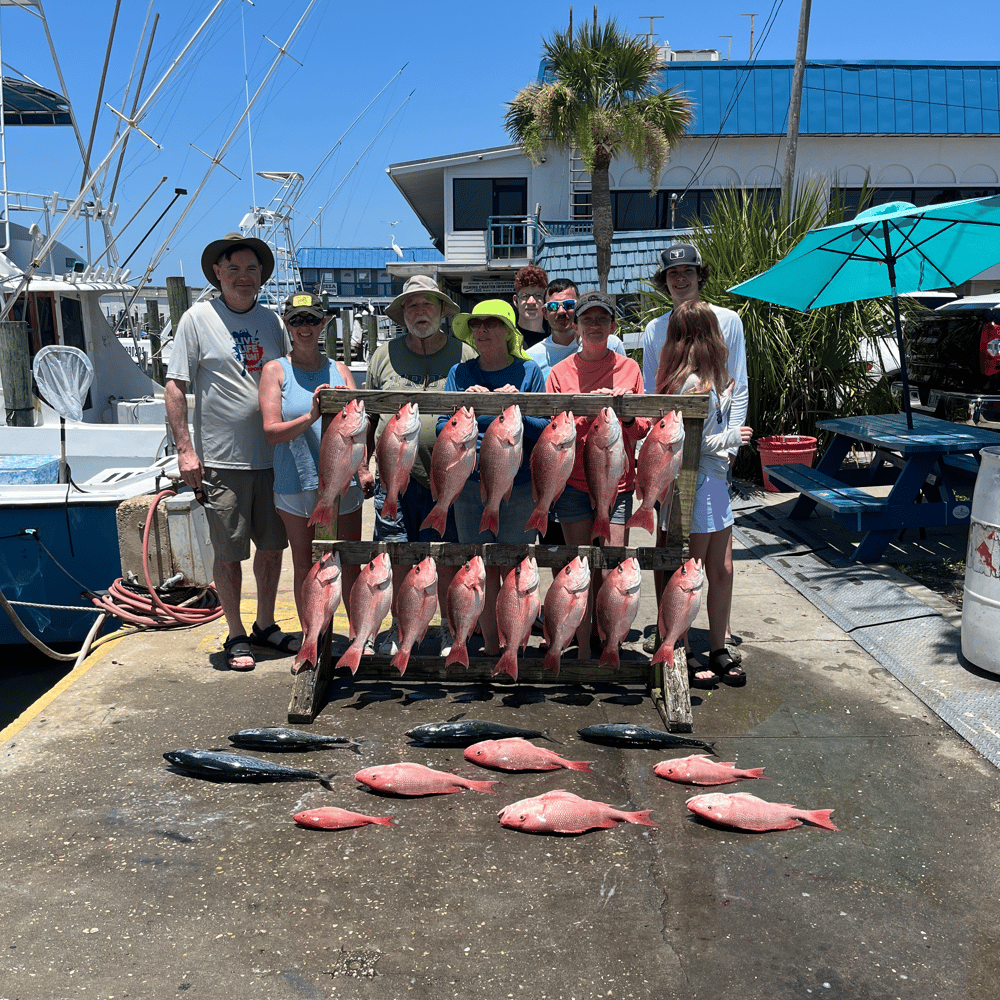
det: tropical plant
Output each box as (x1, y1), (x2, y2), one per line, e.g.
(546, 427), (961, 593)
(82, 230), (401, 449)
(505, 18), (693, 294)
(639, 182), (905, 478)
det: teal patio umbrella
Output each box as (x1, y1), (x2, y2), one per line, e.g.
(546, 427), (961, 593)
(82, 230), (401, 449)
(729, 195), (1000, 428)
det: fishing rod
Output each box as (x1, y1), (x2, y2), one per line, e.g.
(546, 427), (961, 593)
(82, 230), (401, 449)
(296, 89), (415, 246)
(123, 0), (319, 311)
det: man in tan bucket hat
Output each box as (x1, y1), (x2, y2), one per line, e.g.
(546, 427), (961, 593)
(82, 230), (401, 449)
(363, 274), (475, 656)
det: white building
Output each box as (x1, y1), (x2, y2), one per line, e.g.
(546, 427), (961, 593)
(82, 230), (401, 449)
(387, 57), (1000, 304)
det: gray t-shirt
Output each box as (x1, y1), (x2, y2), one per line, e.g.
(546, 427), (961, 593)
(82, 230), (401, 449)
(166, 298), (287, 470)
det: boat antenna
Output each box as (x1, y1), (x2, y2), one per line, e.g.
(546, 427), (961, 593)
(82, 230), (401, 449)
(80, 0), (123, 193)
(107, 6), (159, 210)
(0, 0), (228, 324)
(124, 1), (318, 307)
(297, 90), (414, 245)
(295, 63), (408, 219)
(241, 0), (258, 214)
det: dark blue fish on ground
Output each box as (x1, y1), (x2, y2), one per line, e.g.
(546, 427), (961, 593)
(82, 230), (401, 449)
(228, 727), (363, 753)
(406, 718), (561, 747)
(164, 749), (336, 787)
(576, 723), (716, 753)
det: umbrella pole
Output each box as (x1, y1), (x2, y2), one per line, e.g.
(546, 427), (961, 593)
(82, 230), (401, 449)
(882, 222), (914, 430)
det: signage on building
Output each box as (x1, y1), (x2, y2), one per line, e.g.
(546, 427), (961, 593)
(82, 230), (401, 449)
(461, 279), (515, 294)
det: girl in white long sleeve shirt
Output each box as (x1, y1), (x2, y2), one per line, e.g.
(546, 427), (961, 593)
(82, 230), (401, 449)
(656, 301), (752, 688)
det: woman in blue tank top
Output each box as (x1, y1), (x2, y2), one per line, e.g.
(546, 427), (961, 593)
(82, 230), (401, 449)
(259, 293), (372, 630)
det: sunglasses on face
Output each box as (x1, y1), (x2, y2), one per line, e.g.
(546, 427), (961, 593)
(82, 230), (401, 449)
(544, 299), (576, 313)
(288, 314), (323, 327)
(468, 317), (505, 331)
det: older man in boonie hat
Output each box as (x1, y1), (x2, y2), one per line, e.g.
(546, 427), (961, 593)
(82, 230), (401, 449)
(363, 273), (473, 657)
(436, 298), (548, 657)
(164, 232), (296, 671)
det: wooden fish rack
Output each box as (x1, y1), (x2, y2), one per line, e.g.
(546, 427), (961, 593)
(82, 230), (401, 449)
(288, 388), (709, 732)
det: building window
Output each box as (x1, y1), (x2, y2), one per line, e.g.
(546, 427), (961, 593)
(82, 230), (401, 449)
(835, 187), (1000, 221)
(453, 178), (527, 230)
(612, 189), (779, 231)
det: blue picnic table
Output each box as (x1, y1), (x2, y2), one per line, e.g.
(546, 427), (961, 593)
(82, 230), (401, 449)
(764, 412), (1000, 563)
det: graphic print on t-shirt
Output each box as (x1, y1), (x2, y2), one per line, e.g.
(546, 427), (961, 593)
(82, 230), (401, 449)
(231, 328), (265, 375)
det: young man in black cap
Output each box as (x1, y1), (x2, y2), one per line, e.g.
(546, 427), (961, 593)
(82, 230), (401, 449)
(165, 232), (296, 671)
(640, 242), (749, 676)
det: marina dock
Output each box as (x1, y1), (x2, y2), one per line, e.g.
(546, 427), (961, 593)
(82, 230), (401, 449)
(2, 488), (998, 1000)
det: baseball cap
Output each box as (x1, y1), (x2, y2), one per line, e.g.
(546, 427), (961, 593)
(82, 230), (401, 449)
(659, 243), (702, 270)
(281, 292), (325, 319)
(574, 289), (615, 319)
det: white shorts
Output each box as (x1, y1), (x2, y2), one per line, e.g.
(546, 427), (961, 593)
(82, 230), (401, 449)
(690, 473), (733, 534)
(274, 480), (363, 519)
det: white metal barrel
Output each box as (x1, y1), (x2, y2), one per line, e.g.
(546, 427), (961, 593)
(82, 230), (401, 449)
(962, 445), (1000, 674)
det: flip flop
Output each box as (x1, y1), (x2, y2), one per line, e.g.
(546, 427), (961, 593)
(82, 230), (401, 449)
(223, 634), (255, 671)
(250, 622), (301, 655)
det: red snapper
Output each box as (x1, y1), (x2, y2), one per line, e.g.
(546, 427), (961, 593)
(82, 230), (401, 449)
(309, 398), (368, 528)
(494, 556), (540, 681)
(626, 409), (684, 535)
(376, 402), (420, 520)
(594, 557), (642, 669)
(541, 555), (591, 675)
(478, 404), (523, 535)
(292, 550), (342, 674)
(420, 406), (477, 538)
(444, 556), (486, 668)
(584, 406), (626, 543)
(525, 410), (576, 534)
(497, 789), (657, 834)
(335, 552), (393, 675)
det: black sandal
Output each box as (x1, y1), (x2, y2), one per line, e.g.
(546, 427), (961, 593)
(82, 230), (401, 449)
(688, 657), (720, 690)
(223, 634), (255, 671)
(711, 647), (747, 687)
(250, 622), (301, 655)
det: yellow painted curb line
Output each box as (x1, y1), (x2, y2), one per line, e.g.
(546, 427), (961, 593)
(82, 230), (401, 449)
(0, 629), (132, 744)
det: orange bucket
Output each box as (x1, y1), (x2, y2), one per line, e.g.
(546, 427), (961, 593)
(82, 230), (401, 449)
(758, 435), (818, 492)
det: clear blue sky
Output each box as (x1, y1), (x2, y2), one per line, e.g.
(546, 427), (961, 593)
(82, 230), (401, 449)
(7, 0), (997, 287)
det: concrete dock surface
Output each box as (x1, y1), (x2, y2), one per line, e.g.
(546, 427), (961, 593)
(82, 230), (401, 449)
(2, 486), (999, 1000)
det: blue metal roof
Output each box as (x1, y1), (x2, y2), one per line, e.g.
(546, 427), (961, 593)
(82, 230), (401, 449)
(657, 61), (1000, 136)
(535, 231), (684, 296)
(296, 246), (444, 268)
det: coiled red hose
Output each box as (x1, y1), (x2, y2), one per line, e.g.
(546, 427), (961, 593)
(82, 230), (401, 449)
(89, 488), (224, 628)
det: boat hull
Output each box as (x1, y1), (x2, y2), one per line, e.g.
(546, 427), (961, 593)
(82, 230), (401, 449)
(0, 460), (178, 646)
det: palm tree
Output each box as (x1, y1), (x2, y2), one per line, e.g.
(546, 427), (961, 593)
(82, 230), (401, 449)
(505, 18), (693, 293)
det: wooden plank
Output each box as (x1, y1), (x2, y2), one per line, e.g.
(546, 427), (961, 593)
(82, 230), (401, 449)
(293, 654), (651, 685)
(317, 387), (709, 421)
(311, 539), (686, 570)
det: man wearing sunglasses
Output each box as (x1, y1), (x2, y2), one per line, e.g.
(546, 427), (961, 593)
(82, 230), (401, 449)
(527, 279), (627, 380)
(165, 232), (296, 671)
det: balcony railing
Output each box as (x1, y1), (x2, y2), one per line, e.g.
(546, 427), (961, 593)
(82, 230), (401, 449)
(540, 220), (594, 236)
(487, 216), (542, 261)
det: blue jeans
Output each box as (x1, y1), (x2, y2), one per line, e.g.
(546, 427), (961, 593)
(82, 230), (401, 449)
(453, 477), (537, 544)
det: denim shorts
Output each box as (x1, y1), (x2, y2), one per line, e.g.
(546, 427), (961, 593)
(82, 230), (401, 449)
(453, 477), (537, 544)
(552, 484), (633, 526)
(373, 478), (458, 543)
(690, 472), (733, 534)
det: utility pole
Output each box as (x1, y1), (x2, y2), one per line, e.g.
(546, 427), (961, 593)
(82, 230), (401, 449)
(740, 13), (758, 59)
(781, 0), (812, 213)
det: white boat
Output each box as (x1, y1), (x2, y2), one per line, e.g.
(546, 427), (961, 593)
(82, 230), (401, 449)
(0, 6), (188, 648)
